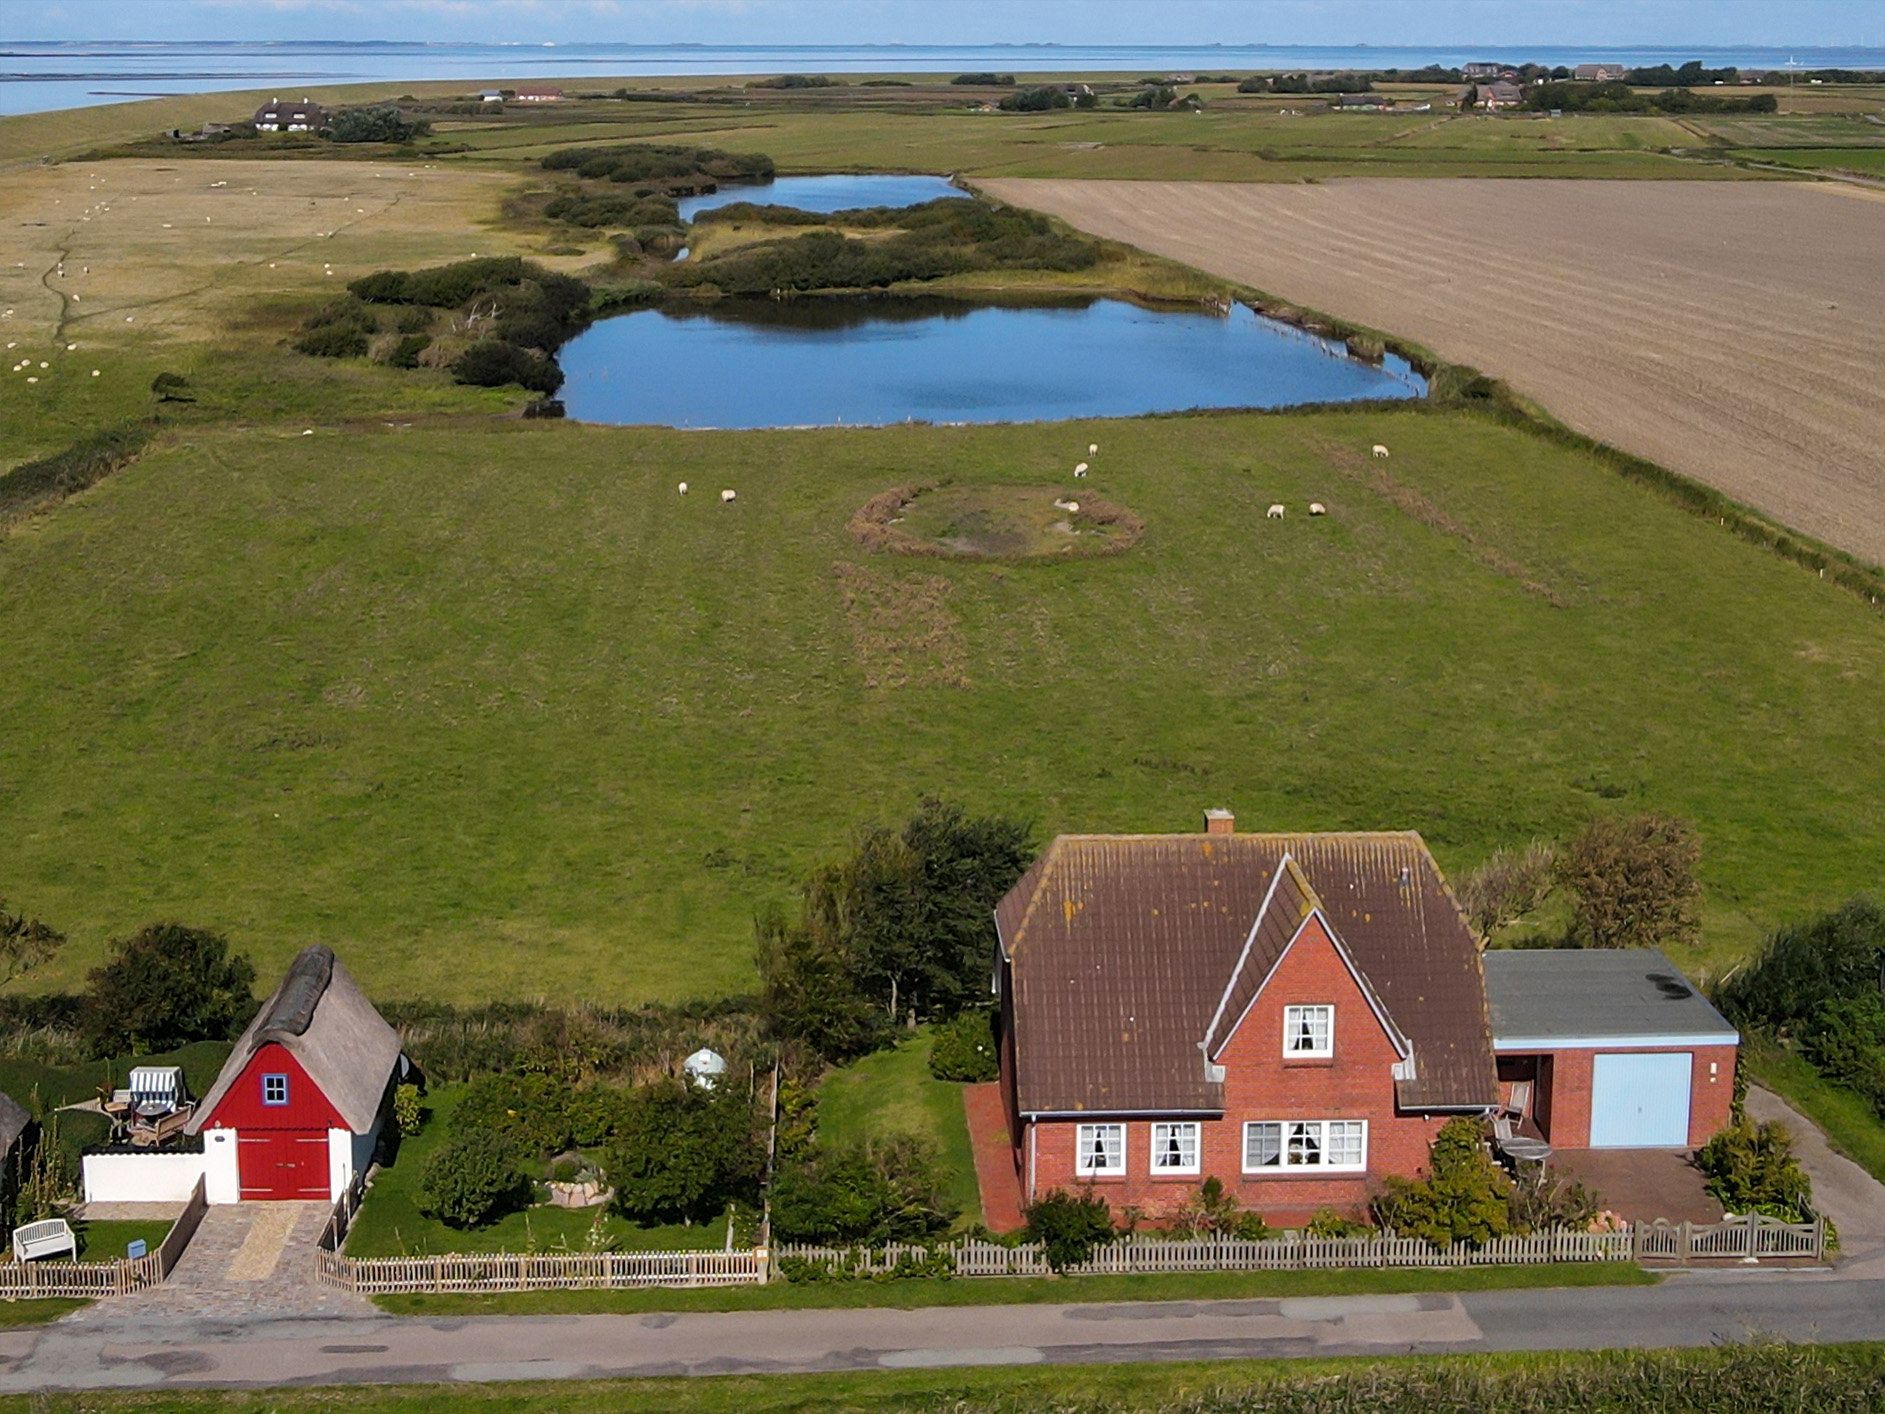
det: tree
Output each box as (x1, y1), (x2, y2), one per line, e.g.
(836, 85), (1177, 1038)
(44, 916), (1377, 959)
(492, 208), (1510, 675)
(325, 106), (429, 144)
(1456, 841), (1556, 946)
(1373, 1117), (1513, 1248)
(83, 923), (257, 1054)
(771, 1135), (956, 1243)
(1558, 813), (1701, 950)
(0, 899), (64, 992)
(755, 905), (885, 1064)
(606, 1080), (762, 1225)
(419, 1131), (529, 1227)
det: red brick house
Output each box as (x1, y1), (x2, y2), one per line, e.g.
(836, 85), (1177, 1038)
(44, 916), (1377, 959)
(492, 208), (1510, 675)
(993, 815), (1735, 1225)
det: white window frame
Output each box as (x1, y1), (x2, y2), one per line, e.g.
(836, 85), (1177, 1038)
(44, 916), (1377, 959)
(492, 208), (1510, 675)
(1283, 1004), (1335, 1059)
(1149, 1121), (1201, 1175)
(1074, 1123), (1126, 1177)
(1242, 1119), (1367, 1174)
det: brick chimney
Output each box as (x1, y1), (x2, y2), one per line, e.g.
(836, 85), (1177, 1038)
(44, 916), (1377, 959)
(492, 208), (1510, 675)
(1204, 808), (1235, 835)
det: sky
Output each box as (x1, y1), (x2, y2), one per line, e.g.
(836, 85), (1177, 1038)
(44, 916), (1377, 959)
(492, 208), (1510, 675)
(9, 0), (1883, 48)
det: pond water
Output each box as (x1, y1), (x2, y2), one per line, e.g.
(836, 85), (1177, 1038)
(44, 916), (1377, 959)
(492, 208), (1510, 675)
(677, 174), (969, 221)
(558, 297), (1424, 429)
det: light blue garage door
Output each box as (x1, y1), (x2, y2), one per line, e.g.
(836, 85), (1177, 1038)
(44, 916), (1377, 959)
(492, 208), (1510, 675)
(1590, 1052), (1692, 1148)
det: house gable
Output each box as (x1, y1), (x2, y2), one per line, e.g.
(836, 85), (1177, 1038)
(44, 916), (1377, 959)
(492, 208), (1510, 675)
(198, 1042), (345, 1132)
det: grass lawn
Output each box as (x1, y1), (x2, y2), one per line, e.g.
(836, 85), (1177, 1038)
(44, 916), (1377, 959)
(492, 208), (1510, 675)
(2, 408), (1882, 1001)
(70, 1218), (173, 1263)
(1744, 1036), (1885, 1186)
(346, 1085), (732, 1258)
(816, 1030), (983, 1230)
(0, 1298), (89, 1328)
(0, 1042), (233, 1112)
(373, 1259), (1654, 1317)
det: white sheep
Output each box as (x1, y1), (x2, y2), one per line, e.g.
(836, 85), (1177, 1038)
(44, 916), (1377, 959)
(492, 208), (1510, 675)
(1267, 504), (1286, 520)
(1073, 462), (1088, 477)
(720, 489), (736, 503)
(1309, 502), (1327, 516)
(1372, 444), (1390, 459)
(1088, 443), (1098, 455)
(677, 482), (689, 496)
(1053, 499), (1080, 513)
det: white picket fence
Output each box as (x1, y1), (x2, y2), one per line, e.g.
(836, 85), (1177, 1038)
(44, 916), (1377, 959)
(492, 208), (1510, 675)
(317, 1247), (769, 1294)
(0, 1176), (208, 1299)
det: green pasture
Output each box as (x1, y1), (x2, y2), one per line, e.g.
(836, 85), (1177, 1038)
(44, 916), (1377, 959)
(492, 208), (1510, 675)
(1, 405), (1881, 1004)
(1731, 147), (1885, 174)
(816, 1030), (983, 1230)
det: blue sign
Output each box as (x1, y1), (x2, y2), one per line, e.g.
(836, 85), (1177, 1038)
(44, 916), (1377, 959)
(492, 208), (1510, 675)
(125, 1239), (148, 1260)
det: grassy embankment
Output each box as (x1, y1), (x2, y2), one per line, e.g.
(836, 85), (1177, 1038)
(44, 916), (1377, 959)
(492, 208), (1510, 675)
(2, 409), (1883, 1001)
(7, 1342), (1885, 1412)
(1744, 1037), (1885, 1185)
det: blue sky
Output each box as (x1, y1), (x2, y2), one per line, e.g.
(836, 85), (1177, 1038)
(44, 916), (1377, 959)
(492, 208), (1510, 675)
(11, 1), (1883, 47)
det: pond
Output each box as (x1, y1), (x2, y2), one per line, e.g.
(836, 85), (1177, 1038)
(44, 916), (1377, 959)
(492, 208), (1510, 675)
(677, 174), (970, 221)
(557, 297), (1425, 429)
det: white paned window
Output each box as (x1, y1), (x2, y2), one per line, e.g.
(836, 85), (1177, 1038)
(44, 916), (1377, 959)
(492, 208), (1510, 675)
(1244, 1121), (1283, 1169)
(1283, 1004), (1334, 1058)
(1075, 1123), (1126, 1176)
(1150, 1121), (1201, 1174)
(1243, 1119), (1368, 1173)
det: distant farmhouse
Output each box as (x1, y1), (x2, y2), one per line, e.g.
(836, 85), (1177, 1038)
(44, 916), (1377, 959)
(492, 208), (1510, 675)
(1334, 92), (1392, 110)
(1461, 62), (1508, 79)
(1573, 63), (1628, 82)
(1479, 81), (1525, 111)
(514, 86), (564, 103)
(252, 98), (326, 133)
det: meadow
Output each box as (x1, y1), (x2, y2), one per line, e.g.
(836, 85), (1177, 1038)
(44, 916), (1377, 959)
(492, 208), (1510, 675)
(1, 404), (1881, 1003)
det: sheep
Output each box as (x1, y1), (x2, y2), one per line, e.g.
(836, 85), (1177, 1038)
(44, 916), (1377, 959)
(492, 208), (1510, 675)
(1053, 498), (1081, 513)
(1309, 502), (1327, 516)
(1088, 443), (1098, 455)
(677, 482), (689, 496)
(1073, 462), (1088, 477)
(1371, 444), (1390, 459)
(1267, 504), (1286, 520)
(720, 489), (736, 503)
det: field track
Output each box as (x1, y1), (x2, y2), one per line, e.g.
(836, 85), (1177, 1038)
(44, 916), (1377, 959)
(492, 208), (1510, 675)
(980, 177), (1885, 567)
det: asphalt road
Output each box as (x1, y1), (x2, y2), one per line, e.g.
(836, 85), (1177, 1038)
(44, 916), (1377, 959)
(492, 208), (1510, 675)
(4, 1273), (1885, 1391)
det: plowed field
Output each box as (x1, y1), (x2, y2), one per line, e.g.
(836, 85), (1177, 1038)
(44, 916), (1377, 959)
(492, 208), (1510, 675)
(981, 178), (1885, 567)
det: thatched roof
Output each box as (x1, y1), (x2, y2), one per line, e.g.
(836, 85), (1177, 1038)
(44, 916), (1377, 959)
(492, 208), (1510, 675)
(187, 946), (402, 1135)
(0, 1090), (28, 1158)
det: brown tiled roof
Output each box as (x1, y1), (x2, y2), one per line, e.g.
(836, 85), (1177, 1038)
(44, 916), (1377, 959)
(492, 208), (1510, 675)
(996, 832), (1499, 1116)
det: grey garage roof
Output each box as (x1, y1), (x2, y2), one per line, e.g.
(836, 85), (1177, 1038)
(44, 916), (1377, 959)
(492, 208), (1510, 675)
(1483, 948), (1739, 1049)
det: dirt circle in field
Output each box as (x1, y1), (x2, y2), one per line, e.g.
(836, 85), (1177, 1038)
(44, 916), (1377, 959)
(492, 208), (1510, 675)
(847, 482), (1144, 562)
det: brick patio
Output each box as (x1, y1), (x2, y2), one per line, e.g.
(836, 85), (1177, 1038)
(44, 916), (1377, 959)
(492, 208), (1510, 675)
(1543, 1149), (1724, 1226)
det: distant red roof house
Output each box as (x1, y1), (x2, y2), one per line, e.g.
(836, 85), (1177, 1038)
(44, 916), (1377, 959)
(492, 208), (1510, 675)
(1479, 81), (1525, 110)
(992, 815), (1735, 1226)
(515, 87), (565, 103)
(1573, 63), (1627, 82)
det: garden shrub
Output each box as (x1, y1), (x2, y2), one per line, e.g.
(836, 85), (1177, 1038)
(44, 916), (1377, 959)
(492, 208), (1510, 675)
(1167, 1176), (1269, 1239)
(1716, 897), (1885, 1035)
(927, 1009), (998, 1082)
(392, 1082), (425, 1138)
(606, 1079), (762, 1225)
(1305, 1207), (1369, 1239)
(1697, 1117), (1815, 1222)
(83, 923), (257, 1055)
(1506, 1165), (1603, 1235)
(0, 899), (64, 990)
(453, 1073), (583, 1158)
(1372, 1117), (1512, 1248)
(1025, 1187), (1115, 1270)
(770, 1134), (955, 1244)
(1558, 812), (1702, 950)
(418, 1131), (529, 1228)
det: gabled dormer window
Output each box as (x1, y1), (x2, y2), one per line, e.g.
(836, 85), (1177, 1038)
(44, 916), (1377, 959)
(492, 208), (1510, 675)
(1284, 1004), (1333, 1058)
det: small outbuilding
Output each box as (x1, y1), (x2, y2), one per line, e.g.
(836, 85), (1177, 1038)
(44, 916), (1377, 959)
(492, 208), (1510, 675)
(185, 946), (404, 1201)
(1484, 948), (1737, 1150)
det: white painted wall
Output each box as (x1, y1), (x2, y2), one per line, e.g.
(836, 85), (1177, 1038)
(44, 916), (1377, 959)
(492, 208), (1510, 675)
(326, 1120), (380, 1200)
(82, 1151), (205, 1204)
(203, 1127), (241, 1204)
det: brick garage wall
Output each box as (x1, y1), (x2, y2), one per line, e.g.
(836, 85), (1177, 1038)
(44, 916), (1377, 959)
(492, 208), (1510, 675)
(1024, 916), (1450, 1226)
(1534, 1044), (1738, 1148)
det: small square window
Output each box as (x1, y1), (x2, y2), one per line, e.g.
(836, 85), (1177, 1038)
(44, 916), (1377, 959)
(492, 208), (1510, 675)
(262, 1073), (289, 1106)
(1287, 1120), (1324, 1166)
(1326, 1121), (1366, 1169)
(1150, 1121), (1200, 1174)
(1284, 1005), (1334, 1058)
(1075, 1123), (1125, 1176)
(1243, 1121), (1282, 1171)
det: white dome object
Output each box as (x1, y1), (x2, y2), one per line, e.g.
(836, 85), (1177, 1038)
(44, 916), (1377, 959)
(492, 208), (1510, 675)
(683, 1047), (728, 1089)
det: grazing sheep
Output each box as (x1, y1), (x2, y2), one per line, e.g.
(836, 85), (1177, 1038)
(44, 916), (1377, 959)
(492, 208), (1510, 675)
(1088, 443), (1098, 455)
(1267, 504), (1286, 520)
(1309, 502), (1327, 516)
(1371, 444), (1390, 459)
(1054, 499), (1081, 513)
(720, 489), (736, 503)
(1073, 462), (1088, 477)
(677, 482), (689, 496)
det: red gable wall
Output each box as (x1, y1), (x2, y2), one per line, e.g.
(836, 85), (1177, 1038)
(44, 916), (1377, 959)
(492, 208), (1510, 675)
(1025, 913), (1446, 1226)
(199, 1043), (345, 1133)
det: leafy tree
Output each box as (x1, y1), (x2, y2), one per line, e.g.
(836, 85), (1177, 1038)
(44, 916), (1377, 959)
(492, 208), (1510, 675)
(0, 899), (64, 992)
(1558, 813), (1701, 950)
(769, 1135), (955, 1243)
(606, 1080), (762, 1225)
(419, 1131), (529, 1228)
(1372, 1117), (1513, 1248)
(83, 923), (257, 1054)
(1696, 1117), (1814, 1222)
(755, 905), (886, 1064)
(1457, 840), (1557, 945)
(927, 1009), (998, 1082)
(1025, 1187), (1115, 1270)
(325, 105), (429, 143)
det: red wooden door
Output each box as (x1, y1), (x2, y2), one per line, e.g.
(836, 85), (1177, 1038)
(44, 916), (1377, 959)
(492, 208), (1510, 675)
(237, 1131), (330, 1200)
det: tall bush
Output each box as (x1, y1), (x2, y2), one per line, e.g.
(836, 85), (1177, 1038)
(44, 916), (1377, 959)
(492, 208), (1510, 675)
(83, 923), (256, 1054)
(606, 1080), (762, 1225)
(1024, 1187), (1115, 1270)
(1696, 1117), (1814, 1222)
(927, 1010), (998, 1082)
(770, 1135), (956, 1244)
(418, 1131), (529, 1228)
(1716, 897), (1885, 1034)
(1373, 1117), (1512, 1248)
(0, 899), (64, 991)
(1558, 813), (1701, 950)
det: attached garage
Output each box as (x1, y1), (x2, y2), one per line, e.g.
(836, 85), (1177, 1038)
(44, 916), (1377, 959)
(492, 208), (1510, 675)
(1483, 948), (1738, 1151)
